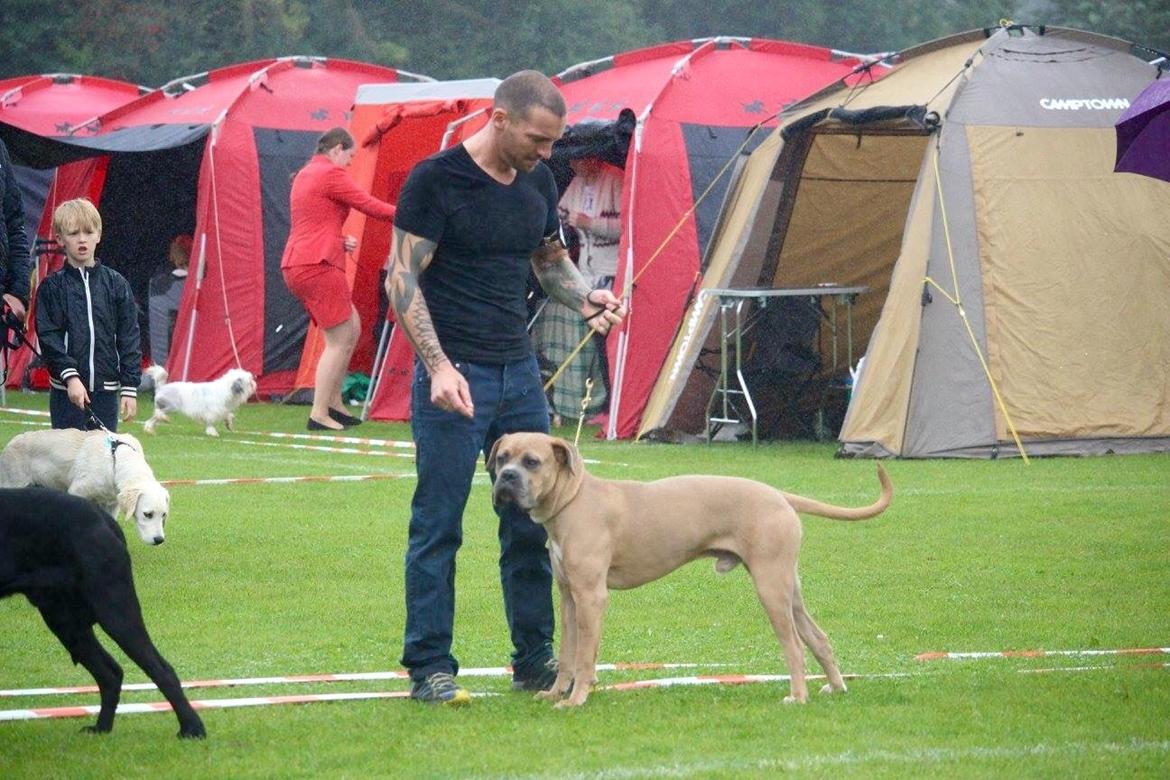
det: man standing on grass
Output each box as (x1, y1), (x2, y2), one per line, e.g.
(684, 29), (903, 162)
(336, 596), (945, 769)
(385, 70), (624, 705)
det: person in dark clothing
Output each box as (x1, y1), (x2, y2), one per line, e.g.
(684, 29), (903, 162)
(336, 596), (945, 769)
(35, 198), (141, 431)
(385, 70), (624, 705)
(0, 138), (32, 350)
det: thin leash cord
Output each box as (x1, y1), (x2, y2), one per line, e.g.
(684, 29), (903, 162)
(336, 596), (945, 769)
(542, 120), (773, 394)
(924, 137), (1028, 463)
(572, 378), (594, 447)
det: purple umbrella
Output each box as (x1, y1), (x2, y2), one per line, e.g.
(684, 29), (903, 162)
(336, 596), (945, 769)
(1116, 76), (1170, 182)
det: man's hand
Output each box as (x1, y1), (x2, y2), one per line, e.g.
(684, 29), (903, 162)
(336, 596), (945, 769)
(429, 362), (474, 418)
(343, 234), (358, 253)
(581, 289), (625, 336)
(2, 294), (26, 322)
(120, 396), (137, 422)
(567, 211), (592, 230)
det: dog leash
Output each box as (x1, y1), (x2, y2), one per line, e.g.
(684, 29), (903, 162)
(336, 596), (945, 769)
(83, 402), (134, 475)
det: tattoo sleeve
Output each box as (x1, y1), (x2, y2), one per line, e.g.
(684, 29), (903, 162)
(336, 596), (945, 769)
(532, 249), (592, 311)
(386, 226), (447, 374)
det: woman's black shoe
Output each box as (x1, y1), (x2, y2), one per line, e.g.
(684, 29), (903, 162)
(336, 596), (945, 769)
(329, 407), (362, 427)
(307, 417), (342, 432)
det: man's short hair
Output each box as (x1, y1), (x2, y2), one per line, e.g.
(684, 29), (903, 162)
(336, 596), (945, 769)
(53, 198), (102, 237)
(495, 70), (566, 120)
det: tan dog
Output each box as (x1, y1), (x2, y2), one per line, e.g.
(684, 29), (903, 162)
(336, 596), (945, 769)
(0, 429), (170, 546)
(488, 432), (892, 708)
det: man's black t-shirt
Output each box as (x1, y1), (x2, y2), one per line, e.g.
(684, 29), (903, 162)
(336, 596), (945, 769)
(394, 144), (559, 364)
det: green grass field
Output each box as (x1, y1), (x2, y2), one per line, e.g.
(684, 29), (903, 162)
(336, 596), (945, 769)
(1, 391), (1167, 779)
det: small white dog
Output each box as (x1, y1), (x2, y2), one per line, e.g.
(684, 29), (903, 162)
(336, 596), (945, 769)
(143, 365), (256, 437)
(0, 429), (170, 545)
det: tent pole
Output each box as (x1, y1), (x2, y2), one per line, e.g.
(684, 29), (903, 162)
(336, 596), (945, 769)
(606, 117), (645, 441)
(362, 319), (394, 422)
(179, 232), (207, 381)
(441, 109), (488, 150)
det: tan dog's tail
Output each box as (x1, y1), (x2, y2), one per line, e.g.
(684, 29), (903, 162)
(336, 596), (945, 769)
(783, 464), (892, 521)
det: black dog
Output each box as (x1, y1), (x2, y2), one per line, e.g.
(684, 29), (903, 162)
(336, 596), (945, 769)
(0, 487), (205, 738)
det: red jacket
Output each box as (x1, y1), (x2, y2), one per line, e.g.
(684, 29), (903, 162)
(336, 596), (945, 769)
(280, 154), (396, 270)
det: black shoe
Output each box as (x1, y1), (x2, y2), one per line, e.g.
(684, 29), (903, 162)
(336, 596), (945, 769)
(410, 672), (471, 705)
(307, 417), (342, 432)
(511, 657), (559, 692)
(329, 407), (362, 427)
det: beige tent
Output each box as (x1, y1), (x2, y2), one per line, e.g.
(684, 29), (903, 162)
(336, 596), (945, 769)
(640, 25), (1170, 457)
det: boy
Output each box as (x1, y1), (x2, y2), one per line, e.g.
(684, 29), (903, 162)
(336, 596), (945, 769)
(36, 198), (141, 431)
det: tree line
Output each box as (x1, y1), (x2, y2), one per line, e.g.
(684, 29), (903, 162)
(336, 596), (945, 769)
(2, 0), (1166, 88)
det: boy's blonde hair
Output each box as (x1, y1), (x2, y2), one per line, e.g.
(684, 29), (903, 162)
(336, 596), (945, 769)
(53, 198), (102, 237)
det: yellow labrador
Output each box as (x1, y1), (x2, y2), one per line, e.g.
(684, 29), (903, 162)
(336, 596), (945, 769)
(489, 432), (892, 707)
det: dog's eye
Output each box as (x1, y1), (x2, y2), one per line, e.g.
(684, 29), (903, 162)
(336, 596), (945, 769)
(522, 455), (540, 470)
(144, 511), (154, 519)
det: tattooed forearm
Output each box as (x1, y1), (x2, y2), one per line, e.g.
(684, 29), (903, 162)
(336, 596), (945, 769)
(532, 254), (592, 310)
(387, 227), (447, 373)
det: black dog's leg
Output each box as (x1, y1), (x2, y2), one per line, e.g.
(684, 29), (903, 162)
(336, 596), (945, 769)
(89, 583), (206, 739)
(32, 590), (124, 734)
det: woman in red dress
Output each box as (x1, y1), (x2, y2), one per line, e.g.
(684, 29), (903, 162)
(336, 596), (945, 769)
(281, 127), (396, 431)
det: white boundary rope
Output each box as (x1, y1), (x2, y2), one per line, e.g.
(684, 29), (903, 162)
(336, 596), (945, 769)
(0, 662), (729, 697)
(2, 663), (1164, 723)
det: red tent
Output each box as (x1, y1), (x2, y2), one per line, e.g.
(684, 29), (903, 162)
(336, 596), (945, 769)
(1, 74), (146, 389)
(327, 79), (498, 421)
(0, 73), (144, 263)
(552, 37), (871, 438)
(7, 57), (429, 395)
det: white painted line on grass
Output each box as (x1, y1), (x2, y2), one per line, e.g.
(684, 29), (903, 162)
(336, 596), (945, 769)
(498, 740), (1170, 779)
(231, 439), (417, 458)
(159, 473), (422, 487)
(0, 407), (50, 417)
(1019, 662), (1169, 674)
(915, 646), (1170, 661)
(257, 430), (415, 448)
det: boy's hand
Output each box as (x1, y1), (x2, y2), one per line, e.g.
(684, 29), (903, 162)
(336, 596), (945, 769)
(120, 396), (137, 422)
(66, 376), (89, 409)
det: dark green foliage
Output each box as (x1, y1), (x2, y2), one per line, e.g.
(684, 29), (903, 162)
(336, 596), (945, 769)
(1, 1), (1163, 87)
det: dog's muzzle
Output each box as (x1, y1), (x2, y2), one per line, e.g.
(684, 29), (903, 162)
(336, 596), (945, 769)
(491, 465), (531, 509)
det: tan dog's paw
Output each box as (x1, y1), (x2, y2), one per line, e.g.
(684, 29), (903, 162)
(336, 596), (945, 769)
(820, 682), (845, 695)
(553, 697), (586, 709)
(783, 694), (809, 704)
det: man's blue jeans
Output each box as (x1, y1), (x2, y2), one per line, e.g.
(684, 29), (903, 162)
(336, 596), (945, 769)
(400, 355), (554, 682)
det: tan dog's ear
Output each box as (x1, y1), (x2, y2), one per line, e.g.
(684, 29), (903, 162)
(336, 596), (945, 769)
(549, 438), (581, 476)
(486, 436), (506, 474)
(116, 488), (141, 520)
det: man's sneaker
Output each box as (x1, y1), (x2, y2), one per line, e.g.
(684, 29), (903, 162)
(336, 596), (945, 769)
(410, 672), (471, 705)
(511, 657), (559, 692)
